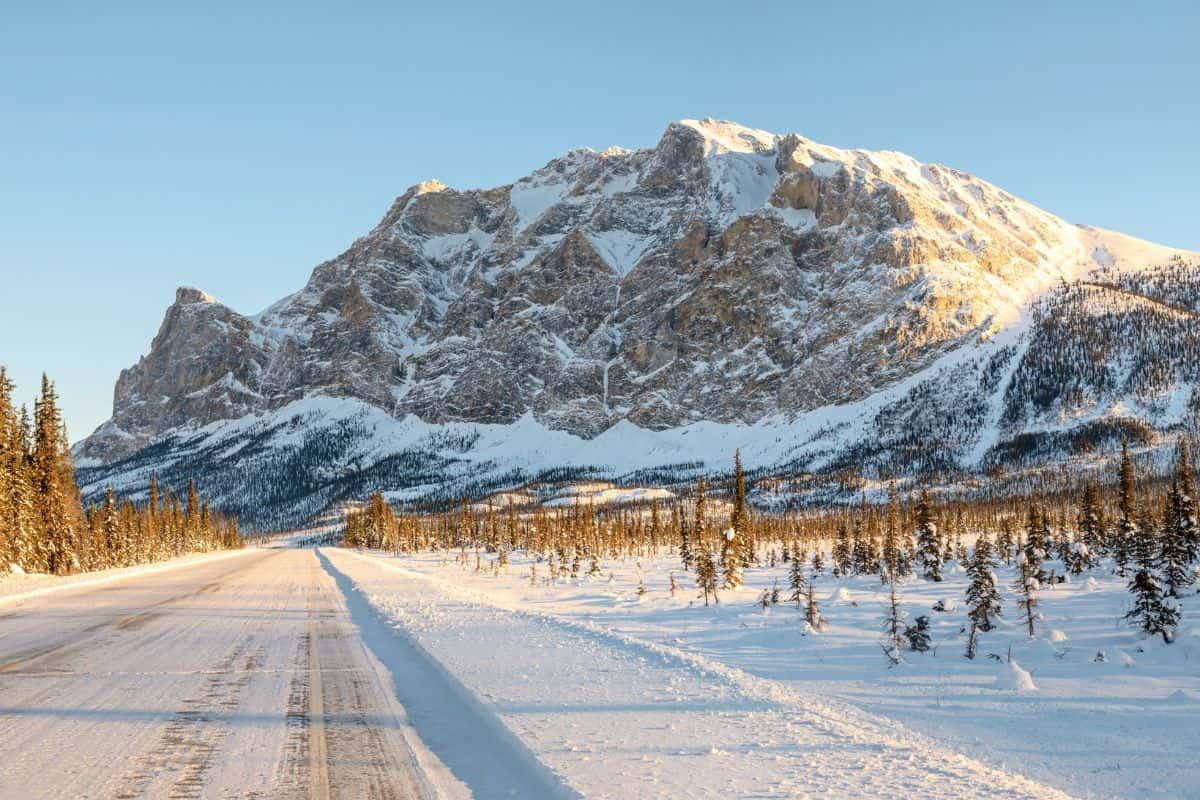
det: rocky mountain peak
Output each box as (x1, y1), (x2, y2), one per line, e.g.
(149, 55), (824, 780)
(174, 286), (220, 306)
(76, 121), (1199, 527)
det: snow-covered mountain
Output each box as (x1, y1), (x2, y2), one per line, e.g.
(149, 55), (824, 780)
(74, 119), (1200, 526)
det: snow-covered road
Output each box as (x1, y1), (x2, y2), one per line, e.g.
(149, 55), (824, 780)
(0, 548), (464, 799)
(0, 546), (1080, 798)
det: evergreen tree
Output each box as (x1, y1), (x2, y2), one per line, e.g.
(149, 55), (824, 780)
(1165, 441), (1198, 589)
(804, 571), (823, 630)
(788, 551), (807, 608)
(965, 536), (1002, 634)
(100, 486), (119, 569)
(730, 450), (751, 568)
(695, 536), (719, 607)
(1161, 477), (1193, 598)
(1114, 441), (1137, 577)
(831, 523), (851, 577)
(678, 493), (693, 572)
(1013, 549), (1040, 638)
(915, 490), (941, 581)
(1077, 482), (1106, 556)
(1126, 501), (1174, 642)
(32, 376), (81, 574)
(1022, 504), (1047, 584)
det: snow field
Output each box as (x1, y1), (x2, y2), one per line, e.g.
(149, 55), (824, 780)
(333, 546), (1200, 799)
(327, 548), (1081, 799)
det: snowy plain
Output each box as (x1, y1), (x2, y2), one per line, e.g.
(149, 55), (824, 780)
(333, 545), (1200, 799)
(2, 539), (1195, 798)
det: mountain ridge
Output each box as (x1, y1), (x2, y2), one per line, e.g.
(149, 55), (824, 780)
(74, 119), (1200, 527)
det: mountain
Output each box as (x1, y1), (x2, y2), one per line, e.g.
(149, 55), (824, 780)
(74, 119), (1200, 527)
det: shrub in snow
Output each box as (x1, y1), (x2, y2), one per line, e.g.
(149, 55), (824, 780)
(903, 615), (931, 652)
(932, 598), (957, 613)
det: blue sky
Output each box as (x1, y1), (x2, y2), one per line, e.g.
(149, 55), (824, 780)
(2, 1), (1198, 441)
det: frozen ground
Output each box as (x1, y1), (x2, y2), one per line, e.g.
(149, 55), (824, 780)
(1, 542), (1194, 798)
(340, 546), (1200, 799)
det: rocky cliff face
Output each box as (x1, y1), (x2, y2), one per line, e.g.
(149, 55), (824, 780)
(81, 119), (1117, 459)
(75, 119), (1200, 527)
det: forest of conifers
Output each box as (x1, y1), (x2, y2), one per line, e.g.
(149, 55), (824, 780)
(0, 368), (242, 575)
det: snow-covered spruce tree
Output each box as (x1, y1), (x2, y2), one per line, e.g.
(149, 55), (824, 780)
(805, 571), (823, 631)
(965, 534), (1002, 643)
(850, 517), (870, 575)
(996, 517), (1016, 565)
(1164, 441), (1198, 595)
(100, 486), (119, 570)
(1022, 504), (1047, 585)
(32, 376), (82, 575)
(788, 548), (807, 608)
(1113, 440), (1138, 577)
(882, 568), (905, 664)
(0, 369), (36, 572)
(720, 525), (742, 590)
(1126, 502), (1174, 642)
(1013, 549), (1040, 639)
(731, 449), (753, 568)
(903, 615), (931, 653)
(678, 496), (693, 572)
(810, 549), (824, 577)
(881, 484), (901, 583)
(1161, 477), (1194, 599)
(915, 490), (942, 582)
(695, 536), (719, 607)
(832, 523), (851, 577)
(1077, 482), (1107, 558)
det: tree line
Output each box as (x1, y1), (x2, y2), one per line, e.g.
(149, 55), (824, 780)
(0, 369), (242, 575)
(343, 440), (1197, 650)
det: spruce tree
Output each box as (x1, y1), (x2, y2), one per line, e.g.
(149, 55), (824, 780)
(915, 490), (942, 581)
(678, 491), (693, 571)
(1013, 548), (1040, 638)
(1161, 477), (1193, 598)
(1114, 441), (1137, 577)
(788, 552), (807, 608)
(1077, 482), (1106, 557)
(32, 376), (81, 574)
(832, 523), (851, 577)
(965, 535), (1002, 634)
(1126, 502), (1174, 642)
(100, 486), (119, 569)
(695, 536), (719, 607)
(804, 571), (823, 631)
(730, 450), (750, 567)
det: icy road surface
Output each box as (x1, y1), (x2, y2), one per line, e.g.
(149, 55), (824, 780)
(0, 548), (476, 799)
(0, 546), (1075, 799)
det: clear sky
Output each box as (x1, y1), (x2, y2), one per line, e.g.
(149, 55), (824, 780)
(2, 1), (1198, 442)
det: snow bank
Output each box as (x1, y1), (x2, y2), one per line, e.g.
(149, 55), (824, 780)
(996, 660), (1037, 692)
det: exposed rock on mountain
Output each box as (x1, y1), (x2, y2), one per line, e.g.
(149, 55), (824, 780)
(75, 119), (1200, 527)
